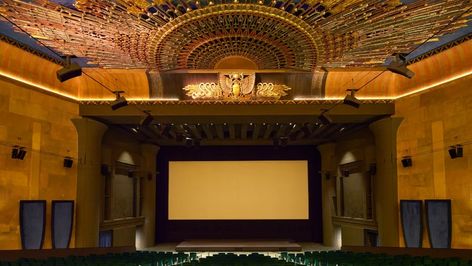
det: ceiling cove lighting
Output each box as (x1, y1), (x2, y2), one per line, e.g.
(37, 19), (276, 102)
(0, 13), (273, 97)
(0, 70), (78, 100)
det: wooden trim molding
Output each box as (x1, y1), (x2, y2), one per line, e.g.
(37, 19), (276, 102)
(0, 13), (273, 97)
(100, 217), (145, 230)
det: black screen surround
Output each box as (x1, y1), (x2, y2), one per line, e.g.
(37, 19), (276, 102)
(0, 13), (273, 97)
(156, 145), (322, 243)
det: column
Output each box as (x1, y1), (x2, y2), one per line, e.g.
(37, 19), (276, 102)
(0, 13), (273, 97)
(317, 143), (337, 247)
(72, 117), (108, 248)
(369, 117), (403, 247)
(136, 144), (160, 248)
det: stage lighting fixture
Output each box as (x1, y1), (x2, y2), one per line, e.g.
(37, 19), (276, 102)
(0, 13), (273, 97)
(185, 137), (193, 147)
(318, 112), (332, 125)
(343, 89), (360, 108)
(386, 53), (415, 79)
(140, 111), (153, 127)
(401, 156), (413, 168)
(111, 91), (128, 110)
(280, 136), (289, 147)
(56, 56), (82, 82)
(63, 157), (73, 168)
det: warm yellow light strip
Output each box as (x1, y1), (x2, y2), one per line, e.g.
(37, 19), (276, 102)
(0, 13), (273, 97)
(2, 68), (472, 102)
(0, 70), (79, 100)
(395, 69), (472, 99)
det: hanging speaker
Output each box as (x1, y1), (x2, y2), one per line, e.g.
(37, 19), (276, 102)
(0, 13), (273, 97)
(20, 200), (46, 250)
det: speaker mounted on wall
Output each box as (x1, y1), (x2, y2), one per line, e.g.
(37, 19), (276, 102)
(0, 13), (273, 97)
(20, 200), (46, 250)
(52, 200), (74, 249)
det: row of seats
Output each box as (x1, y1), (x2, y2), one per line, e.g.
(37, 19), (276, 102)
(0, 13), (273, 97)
(184, 253), (293, 266)
(2, 250), (472, 266)
(281, 251), (472, 266)
(0, 251), (197, 266)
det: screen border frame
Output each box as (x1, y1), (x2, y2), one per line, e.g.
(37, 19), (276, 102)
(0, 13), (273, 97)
(156, 145), (322, 243)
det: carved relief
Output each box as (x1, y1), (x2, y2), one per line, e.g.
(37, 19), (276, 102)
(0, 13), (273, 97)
(183, 73), (291, 100)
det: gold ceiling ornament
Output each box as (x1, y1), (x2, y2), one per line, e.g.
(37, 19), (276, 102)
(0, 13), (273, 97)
(183, 72), (291, 100)
(1, 0), (471, 69)
(183, 82), (223, 99)
(219, 72), (256, 98)
(256, 83), (291, 100)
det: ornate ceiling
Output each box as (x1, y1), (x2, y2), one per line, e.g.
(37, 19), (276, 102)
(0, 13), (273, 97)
(1, 0), (471, 70)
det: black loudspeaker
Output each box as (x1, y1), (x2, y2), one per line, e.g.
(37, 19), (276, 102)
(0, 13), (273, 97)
(401, 156), (412, 167)
(56, 58), (82, 82)
(425, 199), (452, 248)
(400, 200), (423, 248)
(448, 146), (457, 159)
(52, 201), (74, 249)
(20, 200), (46, 250)
(63, 157), (73, 168)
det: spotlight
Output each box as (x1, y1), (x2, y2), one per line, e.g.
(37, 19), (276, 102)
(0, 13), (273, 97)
(386, 53), (415, 79)
(140, 111), (153, 127)
(401, 156), (412, 168)
(318, 112), (332, 125)
(111, 91), (128, 110)
(343, 89), (360, 108)
(63, 157), (73, 168)
(56, 55), (82, 82)
(185, 137), (193, 147)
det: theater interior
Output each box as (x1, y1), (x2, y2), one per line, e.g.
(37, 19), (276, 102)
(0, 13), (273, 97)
(1, 0), (472, 265)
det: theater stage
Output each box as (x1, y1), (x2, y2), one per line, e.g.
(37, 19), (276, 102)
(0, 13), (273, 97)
(145, 240), (334, 252)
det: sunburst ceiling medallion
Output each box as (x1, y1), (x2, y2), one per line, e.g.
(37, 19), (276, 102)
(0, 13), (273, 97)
(1, 0), (471, 70)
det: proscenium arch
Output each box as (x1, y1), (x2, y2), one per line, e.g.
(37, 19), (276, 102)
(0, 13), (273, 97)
(148, 4), (324, 70)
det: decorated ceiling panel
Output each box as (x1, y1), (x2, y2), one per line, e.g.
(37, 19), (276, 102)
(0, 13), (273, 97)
(1, 0), (471, 70)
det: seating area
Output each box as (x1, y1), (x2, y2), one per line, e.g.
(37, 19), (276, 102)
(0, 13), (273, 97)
(2, 251), (472, 266)
(281, 251), (472, 266)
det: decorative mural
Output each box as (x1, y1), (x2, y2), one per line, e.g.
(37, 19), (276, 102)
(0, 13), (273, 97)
(0, 0), (471, 70)
(183, 72), (291, 100)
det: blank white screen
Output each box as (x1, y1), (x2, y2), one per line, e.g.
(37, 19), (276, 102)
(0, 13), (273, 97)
(168, 160), (309, 220)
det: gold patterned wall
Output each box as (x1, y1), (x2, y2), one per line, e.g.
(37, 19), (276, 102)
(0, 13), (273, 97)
(396, 74), (472, 248)
(0, 77), (79, 250)
(1, 0), (471, 70)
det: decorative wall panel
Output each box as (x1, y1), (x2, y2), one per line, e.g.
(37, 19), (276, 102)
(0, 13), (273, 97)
(425, 199), (452, 248)
(52, 200), (74, 249)
(20, 200), (46, 250)
(400, 200), (423, 248)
